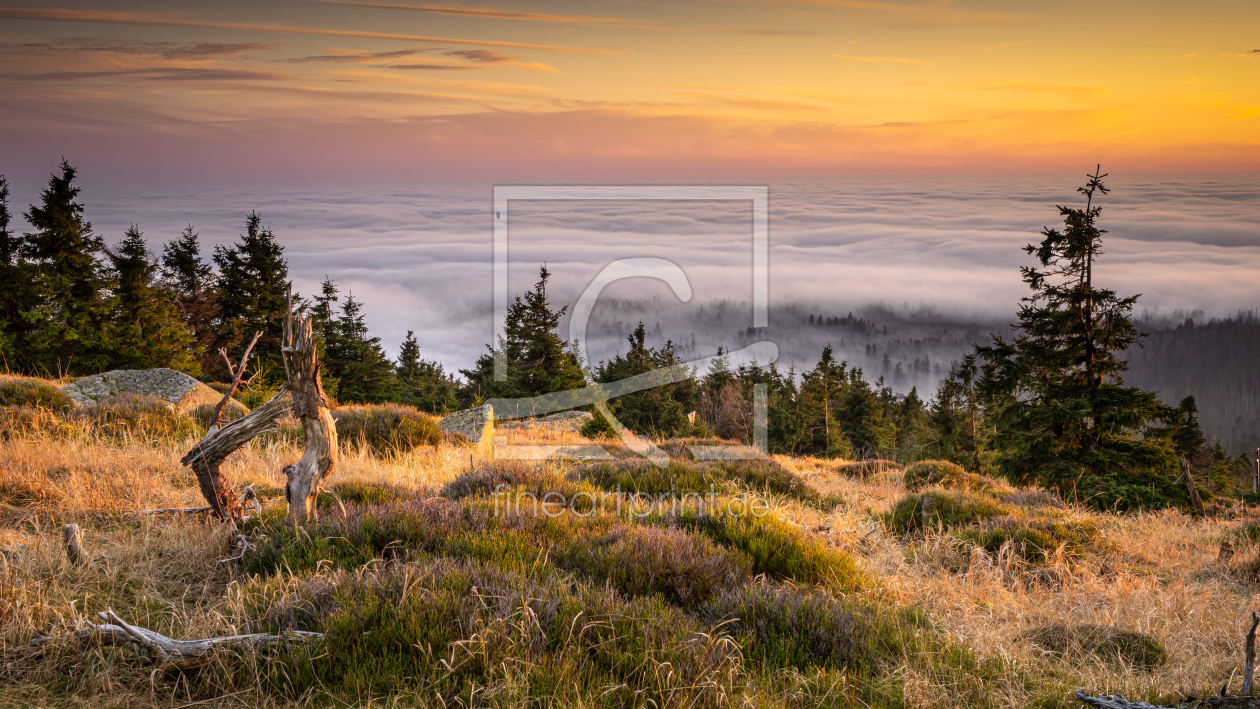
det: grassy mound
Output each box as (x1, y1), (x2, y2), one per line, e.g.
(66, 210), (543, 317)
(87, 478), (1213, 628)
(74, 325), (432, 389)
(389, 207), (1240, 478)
(889, 490), (1010, 534)
(961, 514), (1106, 560)
(0, 376), (75, 410)
(904, 459), (1008, 493)
(73, 393), (203, 441)
(1023, 623), (1165, 670)
(333, 403), (442, 455)
(835, 459), (901, 479)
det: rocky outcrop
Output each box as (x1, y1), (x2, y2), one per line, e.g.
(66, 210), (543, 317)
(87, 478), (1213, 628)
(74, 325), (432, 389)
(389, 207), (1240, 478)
(498, 410), (593, 434)
(60, 369), (249, 417)
(438, 404), (494, 444)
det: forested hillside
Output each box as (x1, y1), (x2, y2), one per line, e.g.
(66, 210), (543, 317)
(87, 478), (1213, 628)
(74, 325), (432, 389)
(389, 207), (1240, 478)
(1124, 313), (1260, 455)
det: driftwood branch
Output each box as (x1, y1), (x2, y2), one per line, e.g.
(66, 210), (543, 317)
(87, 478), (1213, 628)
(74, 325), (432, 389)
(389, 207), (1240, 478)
(139, 488), (260, 518)
(62, 524), (87, 567)
(1244, 612), (1259, 695)
(210, 331), (262, 432)
(181, 388), (292, 522)
(280, 283), (337, 525)
(3, 609), (321, 669)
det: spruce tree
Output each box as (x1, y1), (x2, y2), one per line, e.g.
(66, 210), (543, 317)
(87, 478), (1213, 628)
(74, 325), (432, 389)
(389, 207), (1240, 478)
(161, 225), (219, 373)
(594, 321), (693, 436)
(327, 292), (399, 404)
(976, 168), (1179, 509)
(213, 211), (289, 377)
(0, 176), (32, 365)
(929, 355), (984, 471)
(310, 277), (341, 399)
(460, 265), (585, 401)
(1170, 395), (1208, 468)
(797, 345), (850, 457)
(396, 330), (459, 414)
(105, 225), (199, 373)
(20, 160), (114, 374)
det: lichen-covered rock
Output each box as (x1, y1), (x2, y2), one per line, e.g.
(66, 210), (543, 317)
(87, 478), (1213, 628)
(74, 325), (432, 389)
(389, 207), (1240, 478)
(499, 410), (593, 434)
(438, 404), (494, 444)
(60, 368), (249, 417)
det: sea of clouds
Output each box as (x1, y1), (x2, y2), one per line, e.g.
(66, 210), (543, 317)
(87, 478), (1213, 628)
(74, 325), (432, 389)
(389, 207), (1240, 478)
(7, 172), (1258, 379)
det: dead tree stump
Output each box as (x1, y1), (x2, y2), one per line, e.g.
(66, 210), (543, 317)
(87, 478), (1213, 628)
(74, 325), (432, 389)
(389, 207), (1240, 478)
(62, 524), (87, 567)
(181, 392), (292, 523)
(280, 285), (337, 525)
(1182, 456), (1205, 518)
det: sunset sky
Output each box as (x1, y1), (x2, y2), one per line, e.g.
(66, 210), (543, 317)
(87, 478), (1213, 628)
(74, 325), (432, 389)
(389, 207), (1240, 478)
(2, 0), (1258, 179)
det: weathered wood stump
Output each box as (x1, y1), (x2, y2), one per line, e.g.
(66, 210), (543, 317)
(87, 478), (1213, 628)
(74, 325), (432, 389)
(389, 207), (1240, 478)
(279, 286), (337, 525)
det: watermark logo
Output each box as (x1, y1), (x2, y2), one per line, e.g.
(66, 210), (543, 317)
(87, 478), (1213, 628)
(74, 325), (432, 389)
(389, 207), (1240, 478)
(489, 186), (774, 466)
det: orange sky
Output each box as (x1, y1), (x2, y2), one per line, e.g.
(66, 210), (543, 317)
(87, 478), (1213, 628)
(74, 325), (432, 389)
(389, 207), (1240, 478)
(1, 0), (1257, 178)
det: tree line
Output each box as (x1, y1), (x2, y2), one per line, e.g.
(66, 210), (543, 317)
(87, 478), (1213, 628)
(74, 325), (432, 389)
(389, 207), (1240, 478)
(1, 162), (1248, 511)
(0, 161), (458, 412)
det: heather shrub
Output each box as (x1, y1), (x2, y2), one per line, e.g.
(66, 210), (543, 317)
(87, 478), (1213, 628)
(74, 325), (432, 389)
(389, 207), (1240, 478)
(0, 376), (75, 410)
(0, 406), (88, 440)
(244, 558), (743, 704)
(701, 582), (915, 673)
(1023, 623), (1165, 670)
(888, 490), (1010, 534)
(562, 525), (751, 608)
(333, 403), (442, 455)
(576, 458), (827, 508)
(324, 480), (414, 507)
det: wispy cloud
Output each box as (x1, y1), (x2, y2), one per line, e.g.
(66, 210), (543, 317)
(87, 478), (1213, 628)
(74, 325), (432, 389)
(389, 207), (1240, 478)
(0, 7), (620, 53)
(387, 63), (477, 71)
(444, 49), (514, 63)
(309, 0), (813, 35)
(310, 0), (638, 26)
(13, 37), (278, 59)
(713, 0), (1022, 26)
(5, 67), (289, 82)
(833, 54), (932, 65)
(289, 49), (427, 63)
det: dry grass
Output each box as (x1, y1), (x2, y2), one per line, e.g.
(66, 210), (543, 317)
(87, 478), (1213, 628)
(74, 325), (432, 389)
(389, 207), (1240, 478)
(2, 394), (1259, 707)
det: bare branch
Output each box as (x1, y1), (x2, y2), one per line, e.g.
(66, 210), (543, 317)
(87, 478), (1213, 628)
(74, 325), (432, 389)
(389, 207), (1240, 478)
(210, 330), (263, 432)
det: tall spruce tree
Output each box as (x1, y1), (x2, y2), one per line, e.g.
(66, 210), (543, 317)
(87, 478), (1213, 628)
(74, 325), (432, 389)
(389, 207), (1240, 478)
(213, 211), (289, 378)
(326, 292), (399, 404)
(161, 225), (218, 374)
(460, 265), (585, 401)
(20, 160), (114, 375)
(0, 176), (31, 365)
(975, 168), (1180, 509)
(106, 225), (199, 373)
(396, 330), (459, 414)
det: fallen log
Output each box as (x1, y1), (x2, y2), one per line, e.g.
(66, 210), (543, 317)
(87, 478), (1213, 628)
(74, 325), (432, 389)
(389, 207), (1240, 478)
(3, 608), (321, 669)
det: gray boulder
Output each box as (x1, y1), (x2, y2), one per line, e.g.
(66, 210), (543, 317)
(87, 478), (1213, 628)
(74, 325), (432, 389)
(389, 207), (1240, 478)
(60, 368), (249, 417)
(499, 410), (593, 434)
(438, 404), (494, 444)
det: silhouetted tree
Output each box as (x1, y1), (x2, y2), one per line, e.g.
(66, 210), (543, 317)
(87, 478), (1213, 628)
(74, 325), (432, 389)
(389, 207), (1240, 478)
(396, 330), (459, 415)
(976, 168), (1180, 510)
(105, 225), (199, 373)
(213, 211), (288, 378)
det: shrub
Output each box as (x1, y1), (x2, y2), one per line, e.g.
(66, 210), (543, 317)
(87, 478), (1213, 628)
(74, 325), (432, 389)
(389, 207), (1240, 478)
(187, 401), (249, 429)
(0, 376), (75, 410)
(244, 557), (743, 704)
(575, 458), (828, 509)
(0, 406), (87, 440)
(904, 460), (1007, 493)
(683, 511), (865, 591)
(889, 490), (1009, 534)
(321, 480), (414, 508)
(561, 525), (751, 609)
(1023, 623), (1165, 670)
(701, 582), (915, 673)
(333, 403), (442, 455)
(72, 393), (202, 442)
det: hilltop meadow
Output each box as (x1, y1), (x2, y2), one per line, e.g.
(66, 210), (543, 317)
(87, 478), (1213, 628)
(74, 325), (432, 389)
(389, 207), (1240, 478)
(2, 374), (1259, 709)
